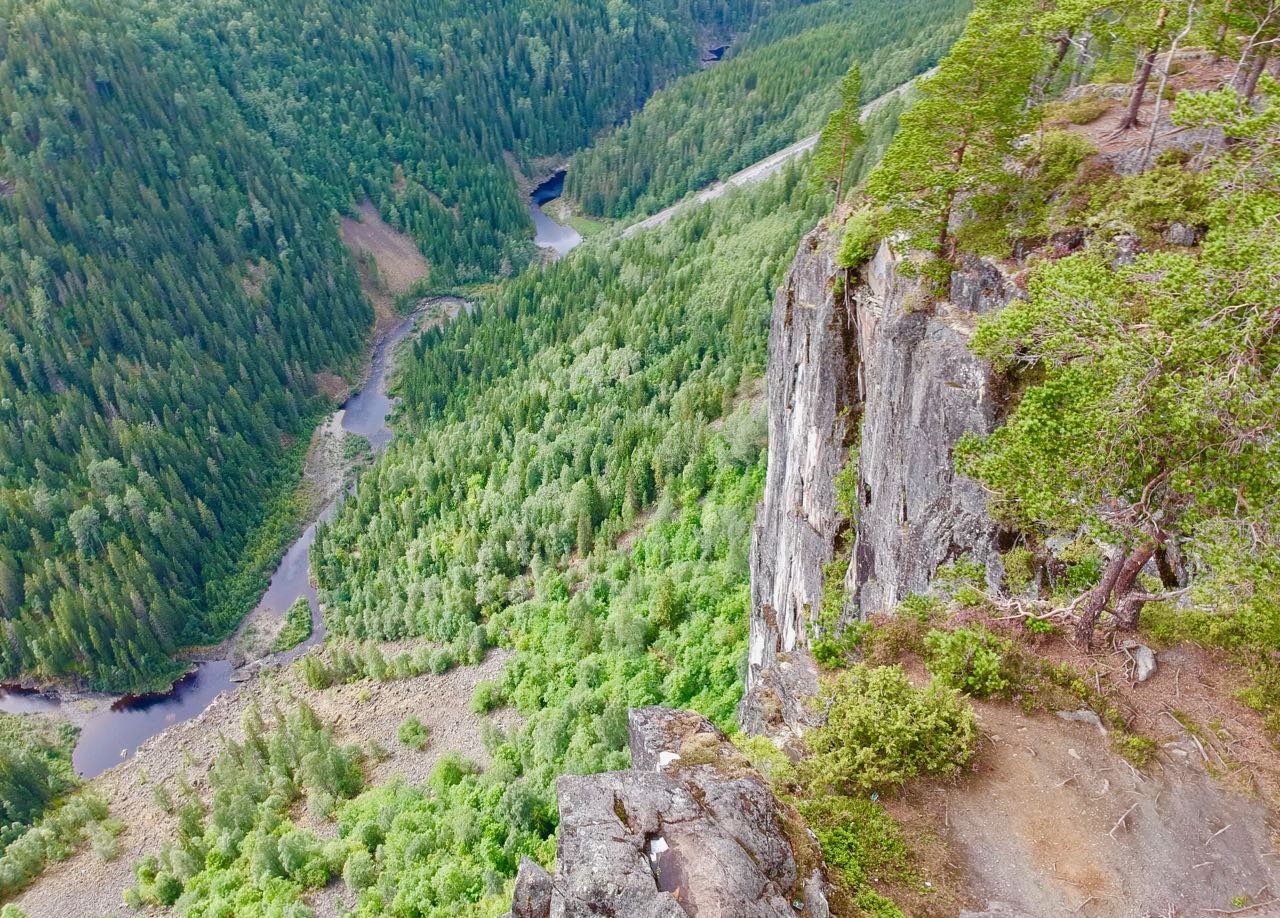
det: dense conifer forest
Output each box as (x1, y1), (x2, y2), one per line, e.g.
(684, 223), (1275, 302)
(564, 0), (972, 219)
(0, 0), (890, 691)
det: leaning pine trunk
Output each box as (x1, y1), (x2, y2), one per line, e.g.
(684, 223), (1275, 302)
(1073, 549), (1130, 647)
(1110, 542), (1157, 630)
(1118, 7), (1170, 132)
(1241, 50), (1271, 102)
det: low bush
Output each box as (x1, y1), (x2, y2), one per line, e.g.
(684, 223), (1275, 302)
(397, 715), (430, 751)
(924, 626), (1012, 698)
(805, 664), (976, 792)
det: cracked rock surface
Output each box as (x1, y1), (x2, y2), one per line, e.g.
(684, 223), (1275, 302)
(501, 707), (830, 917)
(743, 227), (1013, 733)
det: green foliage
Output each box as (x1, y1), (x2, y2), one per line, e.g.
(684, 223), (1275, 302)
(1002, 546), (1036, 595)
(812, 65), (868, 201)
(0, 0), (827, 691)
(0, 715), (78, 849)
(129, 701), (363, 915)
(958, 78), (1280, 650)
(805, 664), (977, 792)
(297, 640), (455, 690)
(469, 681), (504, 715)
(868, 0), (1049, 261)
(837, 208), (884, 268)
(272, 598), (314, 653)
(0, 793), (110, 899)
(567, 0), (969, 219)
(396, 716), (430, 752)
(796, 794), (911, 917)
(924, 626), (1012, 698)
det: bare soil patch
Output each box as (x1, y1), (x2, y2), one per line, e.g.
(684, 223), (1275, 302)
(939, 699), (1280, 917)
(14, 646), (512, 918)
(340, 200), (430, 331)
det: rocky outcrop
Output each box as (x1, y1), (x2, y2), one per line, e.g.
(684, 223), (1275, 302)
(502, 707), (830, 918)
(742, 223), (857, 733)
(744, 226), (1016, 732)
(845, 243), (1008, 616)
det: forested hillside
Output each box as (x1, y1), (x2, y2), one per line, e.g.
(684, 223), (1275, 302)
(564, 0), (970, 219)
(0, 0), (373, 690)
(124, 169), (829, 917)
(146, 0), (773, 281)
(0, 0), (825, 691)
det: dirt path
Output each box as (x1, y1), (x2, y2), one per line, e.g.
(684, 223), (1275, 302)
(621, 71), (932, 238)
(943, 700), (1280, 917)
(14, 646), (513, 918)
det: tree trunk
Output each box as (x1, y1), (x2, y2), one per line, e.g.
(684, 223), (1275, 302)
(1073, 549), (1129, 647)
(1118, 7), (1170, 132)
(1035, 32), (1073, 101)
(1242, 49), (1271, 102)
(1070, 29), (1093, 90)
(1110, 542), (1157, 631)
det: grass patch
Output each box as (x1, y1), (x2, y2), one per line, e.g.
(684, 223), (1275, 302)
(567, 215), (607, 237)
(1045, 95), (1112, 125)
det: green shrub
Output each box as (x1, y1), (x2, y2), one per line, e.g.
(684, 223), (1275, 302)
(1002, 546), (1035, 595)
(397, 716), (430, 751)
(805, 665), (976, 792)
(343, 849), (376, 891)
(837, 208), (883, 268)
(470, 680), (504, 714)
(925, 626), (1012, 698)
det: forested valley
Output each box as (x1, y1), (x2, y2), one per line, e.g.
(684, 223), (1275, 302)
(564, 0), (969, 219)
(7, 0), (1280, 915)
(0, 0), (924, 691)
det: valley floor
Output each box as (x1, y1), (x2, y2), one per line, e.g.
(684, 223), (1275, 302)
(14, 644), (515, 918)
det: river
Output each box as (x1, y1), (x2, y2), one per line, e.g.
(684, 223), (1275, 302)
(1, 189), (582, 779)
(0, 310), (428, 778)
(530, 170), (582, 256)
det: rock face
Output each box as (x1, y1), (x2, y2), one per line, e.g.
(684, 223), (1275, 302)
(742, 223), (857, 733)
(845, 243), (1008, 616)
(743, 226), (1013, 731)
(502, 707), (830, 918)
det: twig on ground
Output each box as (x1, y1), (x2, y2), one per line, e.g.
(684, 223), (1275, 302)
(1108, 801), (1140, 838)
(1203, 823), (1233, 846)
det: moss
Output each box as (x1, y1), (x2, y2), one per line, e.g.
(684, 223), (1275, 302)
(1045, 95), (1113, 125)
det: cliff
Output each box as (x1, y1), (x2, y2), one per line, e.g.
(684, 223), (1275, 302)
(743, 226), (1016, 732)
(502, 707), (830, 918)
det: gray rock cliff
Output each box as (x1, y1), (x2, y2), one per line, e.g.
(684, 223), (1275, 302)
(742, 223), (857, 733)
(502, 707), (830, 918)
(743, 226), (1016, 733)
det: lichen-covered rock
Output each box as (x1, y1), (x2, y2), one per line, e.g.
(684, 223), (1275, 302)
(503, 707), (830, 918)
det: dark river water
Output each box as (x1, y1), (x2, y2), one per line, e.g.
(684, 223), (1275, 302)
(530, 171), (582, 257)
(0, 310), (427, 778)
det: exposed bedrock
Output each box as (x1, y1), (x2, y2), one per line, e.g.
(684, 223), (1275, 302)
(743, 224), (1018, 733)
(501, 707), (830, 918)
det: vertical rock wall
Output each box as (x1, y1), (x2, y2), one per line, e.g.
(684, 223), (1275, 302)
(846, 248), (1008, 617)
(743, 227), (1015, 733)
(742, 223), (857, 733)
